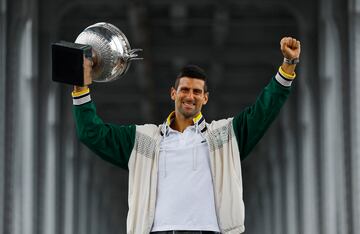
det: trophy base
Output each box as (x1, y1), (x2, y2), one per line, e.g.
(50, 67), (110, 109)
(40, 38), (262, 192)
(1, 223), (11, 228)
(52, 41), (92, 86)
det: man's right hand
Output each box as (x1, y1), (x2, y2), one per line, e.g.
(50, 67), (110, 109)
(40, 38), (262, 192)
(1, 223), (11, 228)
(74, 56), (93, 92)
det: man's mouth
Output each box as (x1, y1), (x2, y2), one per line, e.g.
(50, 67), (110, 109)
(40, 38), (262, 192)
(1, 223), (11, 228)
(182, 102), (195, 109)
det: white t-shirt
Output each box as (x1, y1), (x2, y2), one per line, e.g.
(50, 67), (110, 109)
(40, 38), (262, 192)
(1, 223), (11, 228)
(151, 125), (220, 232)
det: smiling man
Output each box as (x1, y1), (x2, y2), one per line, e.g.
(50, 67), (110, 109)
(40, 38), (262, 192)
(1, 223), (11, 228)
(170, 67), (209, 132)
(72, 37), (301, 234)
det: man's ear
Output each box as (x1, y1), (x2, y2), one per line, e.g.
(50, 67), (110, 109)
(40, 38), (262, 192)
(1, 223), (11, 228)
(170, 87), (176, 101)
(203, 92), (209, 105)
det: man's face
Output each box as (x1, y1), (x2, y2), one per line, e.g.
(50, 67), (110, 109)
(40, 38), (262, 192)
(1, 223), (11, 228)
(171, 77), (208, 119)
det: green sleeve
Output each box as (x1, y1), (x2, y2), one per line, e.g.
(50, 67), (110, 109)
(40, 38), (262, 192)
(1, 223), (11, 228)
(232, 78), (292, 161)
(73, 101), (136, 169)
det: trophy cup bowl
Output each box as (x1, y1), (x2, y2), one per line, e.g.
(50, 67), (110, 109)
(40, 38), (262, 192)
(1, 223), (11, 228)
(52, 22), (142, 86)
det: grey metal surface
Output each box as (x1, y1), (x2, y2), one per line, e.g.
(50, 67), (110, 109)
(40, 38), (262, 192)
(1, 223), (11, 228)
(0, 1), (5, 234)
(350, 0), (360, 232)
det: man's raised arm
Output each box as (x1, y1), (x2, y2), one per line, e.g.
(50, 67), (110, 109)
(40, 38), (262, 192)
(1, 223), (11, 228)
(72, 57), (136, 169)
(233, 37), (301, 160)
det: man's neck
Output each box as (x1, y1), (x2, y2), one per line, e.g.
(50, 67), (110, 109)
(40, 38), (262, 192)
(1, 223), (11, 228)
(171, 112), (195, 133)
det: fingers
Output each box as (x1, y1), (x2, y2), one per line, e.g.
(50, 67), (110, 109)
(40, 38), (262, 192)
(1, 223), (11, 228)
(280, 38), (286, 51)
(280, 36), (301, 59)
(281, 36), (300, 49)
(291, 38), (300, 49)
(84, 57), (94, 67)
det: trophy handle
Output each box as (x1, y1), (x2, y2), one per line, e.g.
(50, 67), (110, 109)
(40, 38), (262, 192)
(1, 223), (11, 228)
(125, 48), (143, 61)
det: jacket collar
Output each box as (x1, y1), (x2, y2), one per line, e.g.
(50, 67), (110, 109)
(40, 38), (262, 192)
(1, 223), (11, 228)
(160, 111), (207, 136)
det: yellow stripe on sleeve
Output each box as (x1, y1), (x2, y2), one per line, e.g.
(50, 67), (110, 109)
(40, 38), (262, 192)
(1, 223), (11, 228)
(72, 88), (90, 97)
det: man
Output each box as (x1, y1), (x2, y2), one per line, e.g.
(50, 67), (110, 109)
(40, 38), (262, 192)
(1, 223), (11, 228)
(72, 37), (301, 234)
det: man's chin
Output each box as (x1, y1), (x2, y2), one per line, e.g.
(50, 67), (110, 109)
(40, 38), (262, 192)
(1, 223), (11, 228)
(180, 109), (198, 119)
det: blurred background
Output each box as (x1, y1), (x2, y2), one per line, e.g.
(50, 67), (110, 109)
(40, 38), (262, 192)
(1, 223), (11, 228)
(1, 0), (360, 233)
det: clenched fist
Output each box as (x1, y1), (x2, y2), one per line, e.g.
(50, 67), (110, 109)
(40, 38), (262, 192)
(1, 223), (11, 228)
(280, 37), (301, 59)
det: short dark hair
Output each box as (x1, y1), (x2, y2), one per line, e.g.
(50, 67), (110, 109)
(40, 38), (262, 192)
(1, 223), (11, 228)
(174, 64), (208, 92)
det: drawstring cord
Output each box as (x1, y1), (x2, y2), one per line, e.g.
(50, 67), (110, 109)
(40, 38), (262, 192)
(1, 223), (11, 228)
(163, 150), (167, 177)
(163, 127), (167, 178)
(193, 123), (199, 171)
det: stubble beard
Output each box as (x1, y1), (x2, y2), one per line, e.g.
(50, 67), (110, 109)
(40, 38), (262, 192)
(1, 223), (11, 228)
(178, 105), (199, 119)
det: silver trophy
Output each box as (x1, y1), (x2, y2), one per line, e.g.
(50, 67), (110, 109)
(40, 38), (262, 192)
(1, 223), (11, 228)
(52, 22), (142, 86)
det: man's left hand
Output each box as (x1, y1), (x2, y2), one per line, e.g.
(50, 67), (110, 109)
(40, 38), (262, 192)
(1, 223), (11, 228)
(280, 37), (301, 59)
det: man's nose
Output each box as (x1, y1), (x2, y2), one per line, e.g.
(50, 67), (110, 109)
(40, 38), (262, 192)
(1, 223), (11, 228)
(185, 91), (195, 99)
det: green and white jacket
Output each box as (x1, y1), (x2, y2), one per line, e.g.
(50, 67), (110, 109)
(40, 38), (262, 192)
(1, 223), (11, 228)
(72, 72), (293, 234)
